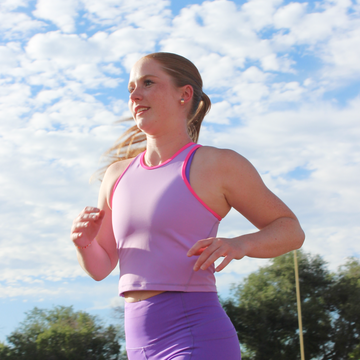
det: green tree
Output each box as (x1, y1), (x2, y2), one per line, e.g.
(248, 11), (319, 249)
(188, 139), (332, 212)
(223, 251), (334, 360)
(2, 305), (124, 360)
(0, 341), (12, 358)
(328, 258), (360, 359)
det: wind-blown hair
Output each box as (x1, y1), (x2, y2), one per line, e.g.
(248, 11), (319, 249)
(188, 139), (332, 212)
(100, 52), (211, 177)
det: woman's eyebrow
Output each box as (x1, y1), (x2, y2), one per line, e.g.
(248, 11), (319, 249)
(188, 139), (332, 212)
(128, 74), (159, 85)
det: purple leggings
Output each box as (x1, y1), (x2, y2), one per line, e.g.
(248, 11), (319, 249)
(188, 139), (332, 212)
(124, 292), (241, 360)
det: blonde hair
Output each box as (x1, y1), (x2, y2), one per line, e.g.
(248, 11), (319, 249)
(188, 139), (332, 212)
(100, 52), (211, 177)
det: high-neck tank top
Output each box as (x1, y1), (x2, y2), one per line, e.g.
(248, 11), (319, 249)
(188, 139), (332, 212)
(111, 142), (222, 296)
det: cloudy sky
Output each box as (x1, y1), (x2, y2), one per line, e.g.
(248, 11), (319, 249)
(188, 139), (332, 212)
(1, 0), (359, 342)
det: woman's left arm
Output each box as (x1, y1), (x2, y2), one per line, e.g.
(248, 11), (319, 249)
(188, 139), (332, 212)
(187, 149), (305, 272)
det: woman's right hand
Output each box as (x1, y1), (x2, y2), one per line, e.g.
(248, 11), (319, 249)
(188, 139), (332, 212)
(71, 207), (105, 249)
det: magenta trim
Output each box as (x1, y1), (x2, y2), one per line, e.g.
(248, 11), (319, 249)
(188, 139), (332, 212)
(110, 156), (138, 209)
(140, 142), (195, 169)
(182, 145), (222, 221)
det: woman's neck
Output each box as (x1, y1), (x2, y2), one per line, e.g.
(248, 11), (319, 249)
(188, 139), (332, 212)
(144, 133), (193, 167)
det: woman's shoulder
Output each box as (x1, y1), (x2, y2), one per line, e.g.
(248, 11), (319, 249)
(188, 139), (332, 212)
(101, 158), (136, 207)
(198, 145), (238, 154)
(194, 145), (261, 189)
(196, 145), (250, 169)
(105, 158), (134, 177)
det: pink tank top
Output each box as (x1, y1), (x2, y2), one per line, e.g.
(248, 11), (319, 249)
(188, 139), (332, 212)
(111, 142), (222, 296)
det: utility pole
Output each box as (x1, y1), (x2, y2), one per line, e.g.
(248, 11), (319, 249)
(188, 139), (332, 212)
(294, 250), (305, 360)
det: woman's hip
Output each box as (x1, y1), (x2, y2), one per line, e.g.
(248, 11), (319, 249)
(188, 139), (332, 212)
(124, 291), (241, 359)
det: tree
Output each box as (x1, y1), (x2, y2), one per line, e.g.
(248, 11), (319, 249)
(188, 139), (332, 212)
(2, 305), (124, 360)
(223, 251), (335, 360)
(328, 258), (360, 360)
(0, 342), (12, 358)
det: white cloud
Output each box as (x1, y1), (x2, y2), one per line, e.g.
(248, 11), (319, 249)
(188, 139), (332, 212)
(205, 100), (233, 124)
(272, 0), (354, 46)
(101, 63), (122, 75)
(302, 226), (360, 271)
(0, 43), (22, 74)
(26, 31), (100, 67)
(82, 0), (171, 27)
(67, 63), (120, 88)
(0, 82), (32, 126)
(0, 0), (30, 12)
(240, 0), (283, 30)
(0, 11), (45, 40)
(197, 53), (241, 89)
(34, 88), (66, 105)
(104, 27), (160, 61)
(163, 1), (269, 64)
(260, 53), (296, 72)
(269, 81), (305, 102)
(273, 2), (307, 28)
(24, 26), (162, 81)
(320, 26), (360, 79)
(33, 0), (81, 33)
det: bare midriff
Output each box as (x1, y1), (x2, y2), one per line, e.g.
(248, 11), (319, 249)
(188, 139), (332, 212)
(124, 290), (165, 303)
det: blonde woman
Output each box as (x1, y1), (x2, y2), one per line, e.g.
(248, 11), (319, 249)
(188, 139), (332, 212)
(71, 52), (305, 360)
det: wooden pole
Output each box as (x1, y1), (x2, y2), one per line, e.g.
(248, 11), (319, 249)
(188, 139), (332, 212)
(294, 250), (305, 360)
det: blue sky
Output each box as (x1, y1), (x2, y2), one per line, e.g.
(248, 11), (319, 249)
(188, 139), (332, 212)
(1, 0), (360, 343)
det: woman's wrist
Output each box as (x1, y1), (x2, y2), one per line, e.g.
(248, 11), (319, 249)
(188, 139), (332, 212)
(73, 234), (95, 250)
(75, 239), (94, 250)
(233, 235), (253, 258)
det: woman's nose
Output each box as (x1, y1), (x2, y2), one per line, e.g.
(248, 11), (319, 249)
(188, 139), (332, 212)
(129, 87), (142, 102)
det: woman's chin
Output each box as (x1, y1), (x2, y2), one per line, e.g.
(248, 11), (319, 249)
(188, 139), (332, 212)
(136, 120), (160, 135)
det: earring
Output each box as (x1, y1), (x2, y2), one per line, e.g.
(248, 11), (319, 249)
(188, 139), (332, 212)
(180, 99), (185, 105)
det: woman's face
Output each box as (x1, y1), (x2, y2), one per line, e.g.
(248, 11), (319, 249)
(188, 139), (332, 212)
(128, 58), (184, 135)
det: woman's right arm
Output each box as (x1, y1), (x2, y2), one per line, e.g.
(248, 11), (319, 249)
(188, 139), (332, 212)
(70, 160), (130, 281)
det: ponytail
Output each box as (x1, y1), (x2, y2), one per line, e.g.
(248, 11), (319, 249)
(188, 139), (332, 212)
(187, 92), (211, 143)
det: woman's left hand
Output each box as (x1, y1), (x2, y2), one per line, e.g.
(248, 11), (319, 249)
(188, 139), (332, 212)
(187, 237), (248, 272)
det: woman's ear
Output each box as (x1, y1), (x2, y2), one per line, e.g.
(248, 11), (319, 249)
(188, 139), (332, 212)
(180, 85), (194, 105)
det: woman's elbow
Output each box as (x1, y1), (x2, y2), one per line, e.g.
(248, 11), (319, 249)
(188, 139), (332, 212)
(92, 274), (107, 281)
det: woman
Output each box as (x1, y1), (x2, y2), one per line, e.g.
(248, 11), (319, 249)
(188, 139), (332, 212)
(71, 52), (305, 359)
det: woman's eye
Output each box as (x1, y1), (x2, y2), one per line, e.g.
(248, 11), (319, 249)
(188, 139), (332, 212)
(128, 80), (153, 93)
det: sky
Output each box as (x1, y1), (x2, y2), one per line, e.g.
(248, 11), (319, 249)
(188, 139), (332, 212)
(1, 0), (360, 343)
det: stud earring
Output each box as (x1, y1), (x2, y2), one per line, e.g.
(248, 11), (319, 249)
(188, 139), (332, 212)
(180, 99), (185, 105)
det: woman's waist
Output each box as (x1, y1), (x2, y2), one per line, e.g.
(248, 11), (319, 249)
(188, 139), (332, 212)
(124, 290), (165, 303)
